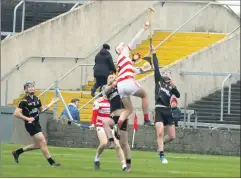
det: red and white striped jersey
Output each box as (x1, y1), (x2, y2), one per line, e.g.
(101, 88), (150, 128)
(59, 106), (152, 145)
(91, 97), (110, 127)
(117, 46), (135, 83)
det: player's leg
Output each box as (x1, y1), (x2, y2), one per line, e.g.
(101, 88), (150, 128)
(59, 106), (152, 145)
(164, 124), (176, 145)
(32, 132), (61, 166)
(94, 127), (108, 170)
(117, 96), (133, 129)
(12, 123), (44, 164)
(162, 108), (176, 145)
(119, 120), (132, 172)
(155, 108), (168, 164)
(102, 117), (116, 148)
(128, 79), (151, 125)
(133, 86), (151, 125)
(12, 143), (39, 163)
(113, 136), (127, 171)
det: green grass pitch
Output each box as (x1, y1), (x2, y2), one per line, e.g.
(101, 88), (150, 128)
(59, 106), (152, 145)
(1, 144), (240, 177)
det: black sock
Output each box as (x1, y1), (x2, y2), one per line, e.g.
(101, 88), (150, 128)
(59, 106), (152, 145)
(126, 159), (131, 165)
(108, 138), (114, 142)
(159, 151), (164, 158)
(16, 148), (24, 156)
(47, 157), (55, 165)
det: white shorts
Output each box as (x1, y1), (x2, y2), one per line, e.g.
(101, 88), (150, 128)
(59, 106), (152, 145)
(117, 78), (141, 98)
(96, 127), (114, 135)
(96, 127), (105, 133)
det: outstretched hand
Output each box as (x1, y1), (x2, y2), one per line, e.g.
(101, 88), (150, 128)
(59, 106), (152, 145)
(150, 45), (155, 53)
(144, 22), (150, 30)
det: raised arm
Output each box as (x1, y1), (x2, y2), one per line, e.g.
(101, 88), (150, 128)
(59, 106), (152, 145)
(152, 52), (163, 83)
(128, 22), (149, 50)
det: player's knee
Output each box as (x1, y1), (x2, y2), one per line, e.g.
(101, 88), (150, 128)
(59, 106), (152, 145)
(101, 140), (108, 147)
(126, 108), (133, 115)
(114, 143), (121, 150)
(157, 130), (164, 138)
(120, 141), (128, 149)
(39, 139), (47, 147)
(169, 133), (176, 140)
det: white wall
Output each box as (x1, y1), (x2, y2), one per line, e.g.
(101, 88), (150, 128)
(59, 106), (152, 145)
(131, 32), (240, 119)
(153, 2), (240, 32)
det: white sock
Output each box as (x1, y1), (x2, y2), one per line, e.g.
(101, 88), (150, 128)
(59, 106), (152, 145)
(95, 154), (101, 162)
(121, 160), (126, 169)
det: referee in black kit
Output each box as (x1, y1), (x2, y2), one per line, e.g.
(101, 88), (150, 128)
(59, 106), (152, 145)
(12, 82), (61, 166)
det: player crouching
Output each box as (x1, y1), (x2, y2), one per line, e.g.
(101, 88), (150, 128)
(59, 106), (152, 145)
(90, 92), (127, 171)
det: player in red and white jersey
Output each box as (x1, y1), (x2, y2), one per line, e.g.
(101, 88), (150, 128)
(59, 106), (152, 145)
(90, 95), (127, 171)
(113, 22), (152, 130)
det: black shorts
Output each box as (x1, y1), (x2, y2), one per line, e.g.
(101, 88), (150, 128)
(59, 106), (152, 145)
(25, 121), (42, 136)
(154, 107), (175, 126)
(111, 116), (128, 131)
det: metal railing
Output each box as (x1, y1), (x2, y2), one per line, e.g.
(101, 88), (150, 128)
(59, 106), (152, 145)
(221, 74), (232, 121)
(13, 0), (26, 34)
(154, 2), (212, 51)
(37, 63), (95, 98)
(1, 56), (84, 81)
(179, 71), (240, 122)
(12, 0), (89, 36)
(227, 25), (240, 37)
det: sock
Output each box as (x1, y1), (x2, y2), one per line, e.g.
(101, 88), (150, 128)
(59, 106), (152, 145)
(47, 157), (55, 165)
(108, 138), (114, 142)
(15, 148), (24, 156)
(144, 114), (149, 121)
(118, 120), (123, 128)
(95, 154), (101, 162)
(126, 159), (131, 165)
(121, 160), (126, 169)
(159, 151), (165, 158)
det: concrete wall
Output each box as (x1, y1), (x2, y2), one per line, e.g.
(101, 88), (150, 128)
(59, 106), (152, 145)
(0, 106), (52, 145)
(153, 2), (240, 32)
(1, 1), (240, 105)
(132, 31), (240, 114)
(1, 0), (155, 105)
(47, 120), (240, 156)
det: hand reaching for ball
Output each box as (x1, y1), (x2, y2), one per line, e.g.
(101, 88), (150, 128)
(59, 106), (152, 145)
(144, 22), (150, 30)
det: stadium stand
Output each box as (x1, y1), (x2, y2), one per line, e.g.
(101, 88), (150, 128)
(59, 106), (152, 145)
(187, 80), (240, 125)
(9, 31), (227, 122)
(1, 0), (78, 39)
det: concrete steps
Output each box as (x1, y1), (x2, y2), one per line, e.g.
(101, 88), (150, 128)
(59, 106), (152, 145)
(185, 81), (241, 125)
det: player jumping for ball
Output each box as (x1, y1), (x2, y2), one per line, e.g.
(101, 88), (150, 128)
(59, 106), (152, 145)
(150, 46), (180, 164)
(113, 22), (152, 132)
